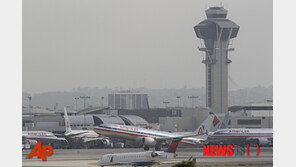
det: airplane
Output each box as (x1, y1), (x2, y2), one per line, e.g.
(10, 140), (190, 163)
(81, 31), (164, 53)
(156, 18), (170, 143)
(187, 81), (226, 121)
(94, 112), (217, 151)
(22, 131), (67, 149)
(206, 128), (273, 146)
(202, 111), (273, 147)
(63, 107), (111, 148)
(97, 138), (182, 167)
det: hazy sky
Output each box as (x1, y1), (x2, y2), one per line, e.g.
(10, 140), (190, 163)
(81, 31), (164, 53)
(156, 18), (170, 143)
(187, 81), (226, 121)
(23, 0), (272, 94)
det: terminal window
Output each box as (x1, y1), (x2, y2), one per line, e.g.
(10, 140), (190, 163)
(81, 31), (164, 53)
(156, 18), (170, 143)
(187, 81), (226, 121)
(237, 119), (261, 125)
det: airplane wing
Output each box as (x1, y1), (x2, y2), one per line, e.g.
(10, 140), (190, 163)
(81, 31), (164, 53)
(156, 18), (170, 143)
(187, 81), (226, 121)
(161, 160), (182, 164)
(23, 134), (67, 141)
(66, 131), (89, 137)
(54, 133), (65, 137)
(54, 137), (67, 141)
(153, 112), (216, 145)
(42, 136), (67, 142)
(24, 136), (67, 145)
(82, 137), (103, 143)
(155, 133), (199, 141)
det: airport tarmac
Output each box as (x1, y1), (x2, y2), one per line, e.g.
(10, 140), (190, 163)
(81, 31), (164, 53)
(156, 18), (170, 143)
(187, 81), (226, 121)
(22, 147), (273, 167)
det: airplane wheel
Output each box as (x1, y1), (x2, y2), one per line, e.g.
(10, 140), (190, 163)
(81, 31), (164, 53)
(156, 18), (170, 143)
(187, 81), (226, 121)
(144, 145), (150, 151)
(155, 146), (161, 151)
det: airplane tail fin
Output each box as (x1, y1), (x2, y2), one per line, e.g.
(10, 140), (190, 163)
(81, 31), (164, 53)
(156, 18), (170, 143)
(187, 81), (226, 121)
(211, 112), (230, 131)
(194, 112), (215, 136)
(64, 107), (72, 132)
(165, 138), (182, 153)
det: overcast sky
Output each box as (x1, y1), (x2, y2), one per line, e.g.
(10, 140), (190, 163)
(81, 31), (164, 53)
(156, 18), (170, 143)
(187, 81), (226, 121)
(23, 0), (272, 94)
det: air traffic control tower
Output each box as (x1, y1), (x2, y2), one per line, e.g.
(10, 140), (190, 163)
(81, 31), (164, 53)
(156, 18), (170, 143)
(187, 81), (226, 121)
(194, 7), (239, 113)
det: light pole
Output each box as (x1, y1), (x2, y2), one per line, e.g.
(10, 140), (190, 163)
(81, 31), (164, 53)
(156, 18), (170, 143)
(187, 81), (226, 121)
(80, 96), (90, 127)
(101, 96), (104, 107)
(188, 96), (198, 108)
(79, 96), (90, 109)
(163, 101), (170, 108)
(28, 96), (32, 114)
(176, 96), (181, 107)
(266, 99), (272, 128)
(74, 97), (79, 111)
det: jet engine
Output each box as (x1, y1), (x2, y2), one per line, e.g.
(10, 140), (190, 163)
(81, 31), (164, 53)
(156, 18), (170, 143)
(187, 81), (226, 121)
(246, 137), (272, 146)
(150, 151), (159, 157)
(23, 139), (37, 149)
(102, 138), (111, 147)
(141, 137), (157, 146)
(257, 138), (272, 146)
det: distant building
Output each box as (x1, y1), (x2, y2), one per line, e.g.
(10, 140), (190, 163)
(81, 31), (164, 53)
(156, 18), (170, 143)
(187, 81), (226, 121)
(227, 102), (273, 128)
(22, 114), (149, 132)
(76, 106), (118, 115)
(158, 107), (210, 132)
(227, 116), (272, 129)
(22, 107), (58, 116)
(108, 91), (149, 109)
(118, 108), (182, 123)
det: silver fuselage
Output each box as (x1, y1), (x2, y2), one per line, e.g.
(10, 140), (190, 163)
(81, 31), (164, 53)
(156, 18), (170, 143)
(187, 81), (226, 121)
(22, 131), (66, 144)
(65, 130), (101, 142)
(97, 151), (175, 166)
(94, 124), (200, 146)
(207, 128), (273, 145)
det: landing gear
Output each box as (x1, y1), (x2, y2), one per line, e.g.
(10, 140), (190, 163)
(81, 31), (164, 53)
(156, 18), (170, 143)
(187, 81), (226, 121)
(155, 145), (161, 151)
(144, 145), (150, 151)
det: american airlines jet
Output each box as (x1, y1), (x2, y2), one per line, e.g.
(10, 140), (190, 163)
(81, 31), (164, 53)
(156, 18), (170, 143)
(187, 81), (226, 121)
(94, 112), (217, 150)
(64, 108), (111, 148)
(97, 138), (182, 167)
(204, 112), (273, 146)
(207, 128), (273, 146)
(22, 131), (67, 148)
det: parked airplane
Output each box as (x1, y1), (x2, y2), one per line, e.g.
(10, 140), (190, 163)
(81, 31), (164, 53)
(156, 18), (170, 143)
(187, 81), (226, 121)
(205, 112), (273, 146)
(94, 112), (216, 150)
(64, 108), (111, 148)
(97, 138), (182, 167)
(22, 131), (67, 148)
(206, 128), (273, 146)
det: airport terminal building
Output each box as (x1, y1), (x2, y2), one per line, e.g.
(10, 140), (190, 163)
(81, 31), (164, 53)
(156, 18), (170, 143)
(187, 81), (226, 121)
(108, 91), (149, 109)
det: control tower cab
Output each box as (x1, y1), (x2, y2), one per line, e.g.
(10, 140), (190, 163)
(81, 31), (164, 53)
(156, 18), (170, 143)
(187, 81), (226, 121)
(194, 7), (239, 113)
